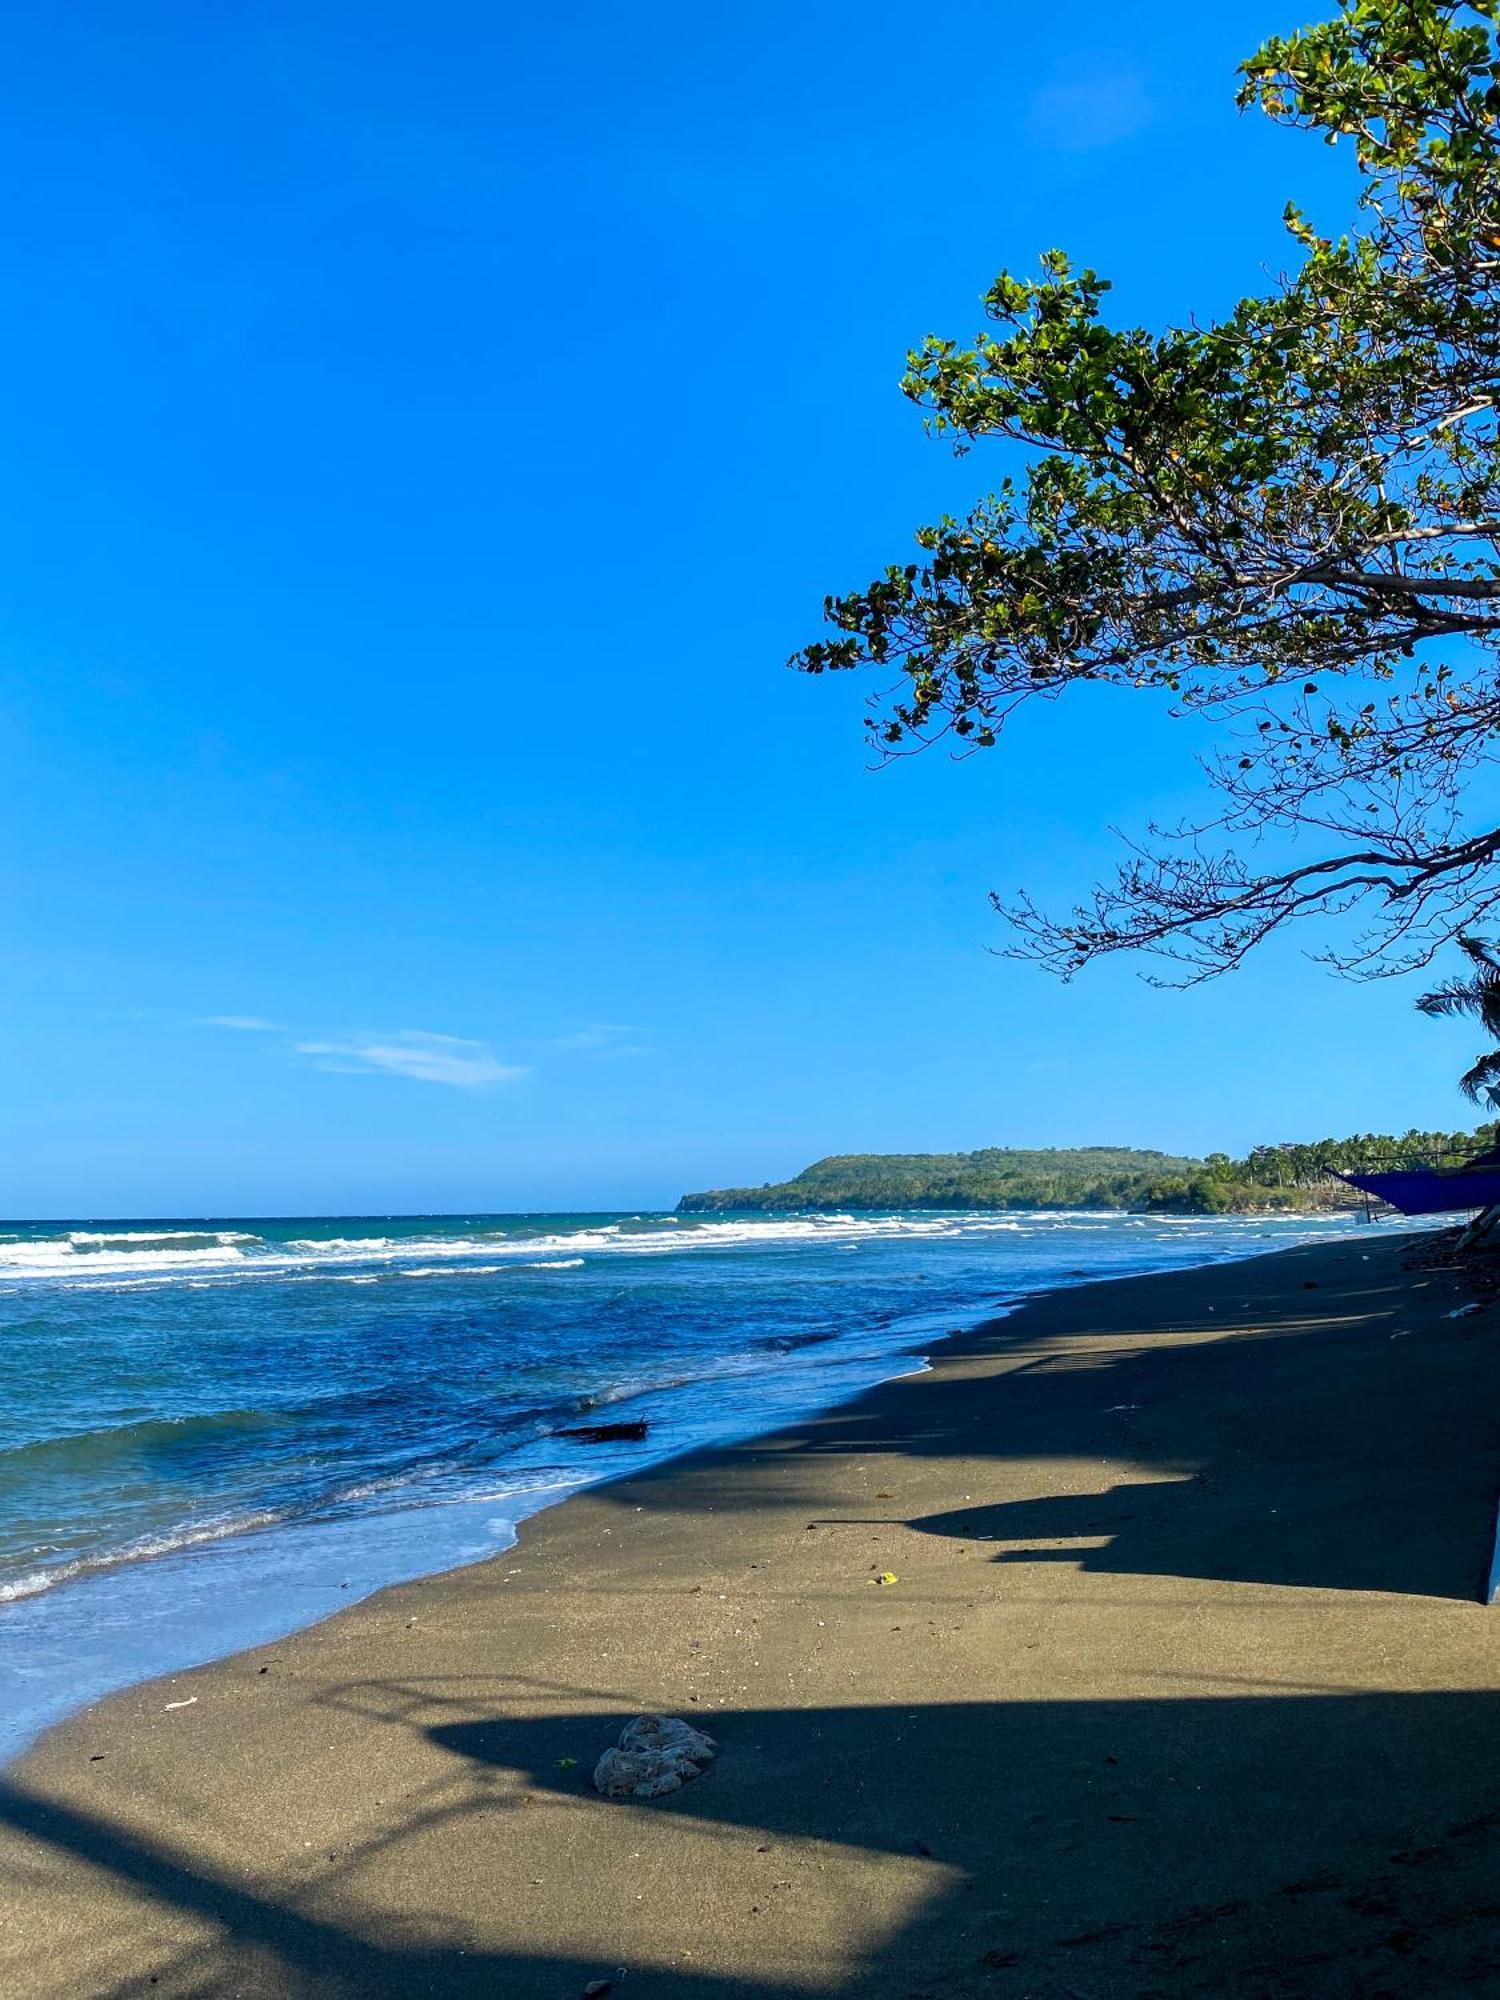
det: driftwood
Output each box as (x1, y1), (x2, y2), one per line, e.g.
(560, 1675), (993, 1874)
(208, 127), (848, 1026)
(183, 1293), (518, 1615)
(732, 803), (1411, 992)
(558, 1420), (649, 1445)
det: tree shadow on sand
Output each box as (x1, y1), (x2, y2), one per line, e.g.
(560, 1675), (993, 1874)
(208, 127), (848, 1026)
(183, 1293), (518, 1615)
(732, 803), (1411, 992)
(7, 1683), (1500, 1996)
(589, 1245), (1500, 1600)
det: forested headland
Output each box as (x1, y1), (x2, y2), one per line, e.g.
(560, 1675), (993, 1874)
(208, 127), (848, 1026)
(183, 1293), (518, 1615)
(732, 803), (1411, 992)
(676, 1129), (1499, 1215)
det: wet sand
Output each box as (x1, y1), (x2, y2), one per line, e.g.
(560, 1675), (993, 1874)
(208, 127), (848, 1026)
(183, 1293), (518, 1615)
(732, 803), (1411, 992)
(4, 1230), (1500, 1998)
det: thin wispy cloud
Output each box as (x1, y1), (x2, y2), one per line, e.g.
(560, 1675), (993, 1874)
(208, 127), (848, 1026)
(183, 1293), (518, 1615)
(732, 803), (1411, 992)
(1025, 69), (1157, 153)
(293, 1030), (526, 1089)
(203, 1015), (282, 1033)
(551, 1023), (652, 1056)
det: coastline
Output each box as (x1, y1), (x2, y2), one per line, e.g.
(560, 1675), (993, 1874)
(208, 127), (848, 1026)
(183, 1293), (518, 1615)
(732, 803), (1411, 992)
(6, 1229), (1500, 1995)
(0, 1209), (1362, 1767)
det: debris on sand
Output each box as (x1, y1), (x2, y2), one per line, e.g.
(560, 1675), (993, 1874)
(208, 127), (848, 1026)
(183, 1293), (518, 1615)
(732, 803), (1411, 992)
(593, 1715), (717, 1799)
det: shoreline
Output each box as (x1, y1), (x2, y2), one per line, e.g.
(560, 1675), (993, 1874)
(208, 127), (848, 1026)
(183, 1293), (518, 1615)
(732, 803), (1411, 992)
(0, 1213), (1371, 1768)
(7, 1229), (1500, 1995)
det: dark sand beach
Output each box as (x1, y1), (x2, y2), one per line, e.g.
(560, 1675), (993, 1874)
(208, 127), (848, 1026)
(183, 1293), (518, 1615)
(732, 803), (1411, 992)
(5, 1229), (1500, 1998)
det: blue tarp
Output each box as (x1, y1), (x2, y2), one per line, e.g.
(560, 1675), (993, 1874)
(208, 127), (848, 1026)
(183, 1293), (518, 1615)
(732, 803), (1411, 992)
(1337, 1169), (1500, 1216)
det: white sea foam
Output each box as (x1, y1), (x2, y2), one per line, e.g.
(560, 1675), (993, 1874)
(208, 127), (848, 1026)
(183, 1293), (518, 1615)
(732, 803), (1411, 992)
(0, 1230), (261, 1281)
(0, 1508), (284, 1603)
(0, 1207), (1271, 1294)
(394, 1257), (587, 1277)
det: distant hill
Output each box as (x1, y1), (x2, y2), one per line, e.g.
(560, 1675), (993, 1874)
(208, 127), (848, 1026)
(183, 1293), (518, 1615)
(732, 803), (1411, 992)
(676, 1130), (1500, 1215)
(678, 1147), (1214, 1214)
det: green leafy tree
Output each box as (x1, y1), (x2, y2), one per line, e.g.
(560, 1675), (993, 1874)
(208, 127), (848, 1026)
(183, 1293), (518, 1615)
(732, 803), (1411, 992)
(798, 1), (1500, 981)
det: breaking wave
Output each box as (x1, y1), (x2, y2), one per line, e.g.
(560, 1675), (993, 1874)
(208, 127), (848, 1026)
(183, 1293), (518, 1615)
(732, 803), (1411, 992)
(0, 1208), (1250, 1292)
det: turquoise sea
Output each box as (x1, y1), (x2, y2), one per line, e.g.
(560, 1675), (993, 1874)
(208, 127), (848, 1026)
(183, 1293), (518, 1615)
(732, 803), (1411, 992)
(0, 1206), (1390, 1759)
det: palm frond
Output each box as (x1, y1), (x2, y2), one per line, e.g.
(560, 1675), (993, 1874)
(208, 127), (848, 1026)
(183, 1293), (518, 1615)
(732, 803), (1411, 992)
(1417, 938), (1500, 1036)
(1417, 978), (1492, 1020)
(1458, 1048), (1500, 1103)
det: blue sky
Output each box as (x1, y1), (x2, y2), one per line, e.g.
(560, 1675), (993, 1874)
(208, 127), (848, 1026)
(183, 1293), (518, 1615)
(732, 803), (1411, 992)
(0, 0), (1489, 1214)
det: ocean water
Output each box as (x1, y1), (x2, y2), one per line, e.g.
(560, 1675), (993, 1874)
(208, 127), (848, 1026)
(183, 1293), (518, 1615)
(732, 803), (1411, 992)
(0, 1205), (1387, 1760)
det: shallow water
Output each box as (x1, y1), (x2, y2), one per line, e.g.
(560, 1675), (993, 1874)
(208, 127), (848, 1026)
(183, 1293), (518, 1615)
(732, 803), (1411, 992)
(0, 1206), (1389, 1759)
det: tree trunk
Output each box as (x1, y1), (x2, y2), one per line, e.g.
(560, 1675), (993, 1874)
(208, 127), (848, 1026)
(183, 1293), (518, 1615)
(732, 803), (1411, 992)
(1456, 1203), (1500, 1254)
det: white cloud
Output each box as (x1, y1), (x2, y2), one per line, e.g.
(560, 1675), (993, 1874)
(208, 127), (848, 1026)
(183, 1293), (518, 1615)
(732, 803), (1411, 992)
(551, 1023), (651, 1055)
(293, 1031), (527, 1089)
(204, 1015), (282, 1032)
(1025, 70), (1156, 152)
